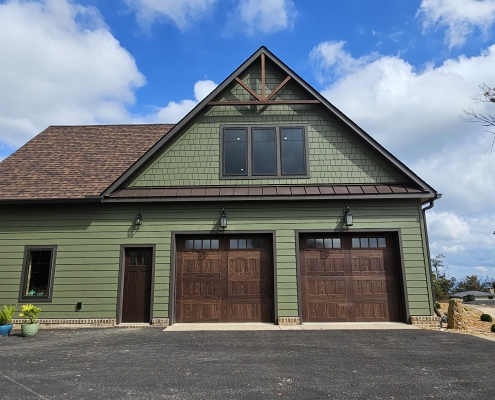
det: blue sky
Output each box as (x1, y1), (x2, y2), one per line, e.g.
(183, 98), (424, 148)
(1, 0), (495, 279)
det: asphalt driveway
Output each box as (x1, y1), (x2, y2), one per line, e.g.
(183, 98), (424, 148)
(1, 328), (494, 399)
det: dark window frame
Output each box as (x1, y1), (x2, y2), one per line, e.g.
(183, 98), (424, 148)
(220, 125), (310, 179)
(18, 245), (58, 303)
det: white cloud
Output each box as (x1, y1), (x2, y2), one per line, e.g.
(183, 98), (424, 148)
(193, 80), (217, 102)
(309, 41), (378, 83)
(412, 137), (495, 214)
(149, 79), (217, 123)
(313, 42), (495, 164)
(417, 0), (495, 48)
(125, 0), (218, 30)
(0, 0), (145, 148)
(427, 211), (495, 277)
(232, 0), (297, 36)
(427, 212), (495, 245)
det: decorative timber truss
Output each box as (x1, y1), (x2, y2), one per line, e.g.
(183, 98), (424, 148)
(207, 54), (321, 107)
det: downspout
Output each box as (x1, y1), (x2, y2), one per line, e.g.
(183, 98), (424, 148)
(422, 194), (442, 318)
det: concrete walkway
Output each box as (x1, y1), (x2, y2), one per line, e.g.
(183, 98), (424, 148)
(164, 322), (420, 331)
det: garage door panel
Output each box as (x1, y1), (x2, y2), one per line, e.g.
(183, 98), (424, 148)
(352, 278), (397, 296)
(308, 302), (349, 322)
(354, 302), (390, 321)
(177, 235), (274, 323)
(351, 257), (389, 274)
(306, 254), (345, 274)
(359, 301), (401, 321)
(180, 302), (221, 322)
(228, 281), (272, 297)
(301, 234), (403, 322)
(227, 302), (272, 322)
(307, 278), (347, 297)
(182, 280), (221, 300)
(182, 260), (222, 274)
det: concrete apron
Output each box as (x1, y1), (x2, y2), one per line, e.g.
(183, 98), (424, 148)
(164, 322), (420, 332)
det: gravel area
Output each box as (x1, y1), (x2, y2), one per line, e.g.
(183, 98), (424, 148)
(435, 302), (495, 338)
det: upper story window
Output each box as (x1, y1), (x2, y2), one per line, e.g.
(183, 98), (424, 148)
(221, 126), (308, 178)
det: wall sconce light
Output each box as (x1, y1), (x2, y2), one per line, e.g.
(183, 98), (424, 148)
(135, 212), (143, 226)
(76, 302), (83, 311)
(220, 209), (227, 229)
(344, 207), (353, 227)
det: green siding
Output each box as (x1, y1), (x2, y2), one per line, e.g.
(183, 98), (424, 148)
(129, 64), (405, 187)
(0, 199), (433, 320)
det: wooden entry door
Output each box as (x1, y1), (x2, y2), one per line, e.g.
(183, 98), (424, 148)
(176, 235), (274, 323)
(300, 234), (402, 322)
(122, 248), (153, 323)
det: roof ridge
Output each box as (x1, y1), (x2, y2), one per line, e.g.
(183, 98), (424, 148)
(47, 123), (176, 128)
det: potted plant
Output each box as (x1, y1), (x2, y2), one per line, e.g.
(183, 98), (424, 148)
(0, 305), (16, 337)
(19, 304), (42, 337)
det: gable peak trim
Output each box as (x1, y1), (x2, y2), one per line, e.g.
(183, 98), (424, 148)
(101, 46), (436, 197)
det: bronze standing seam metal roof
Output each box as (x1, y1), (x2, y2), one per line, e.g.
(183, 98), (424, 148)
(108, 184), (426, 200)
(0, 124), (173, 200)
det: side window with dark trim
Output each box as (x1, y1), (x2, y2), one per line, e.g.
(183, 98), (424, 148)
(19, 246), (57, 302)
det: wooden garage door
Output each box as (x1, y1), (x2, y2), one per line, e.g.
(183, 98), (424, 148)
(300, 234), (402, 322)
(176, 235), (274, 323)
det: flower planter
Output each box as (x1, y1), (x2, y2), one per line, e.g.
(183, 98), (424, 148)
(21, 323), (39, 337)
(0, 323), (13, 337)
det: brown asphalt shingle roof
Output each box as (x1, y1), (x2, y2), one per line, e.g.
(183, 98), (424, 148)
(0, 124), (173, 200)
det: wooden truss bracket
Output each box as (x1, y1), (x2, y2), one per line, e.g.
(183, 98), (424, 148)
(207, 53), (320, 106)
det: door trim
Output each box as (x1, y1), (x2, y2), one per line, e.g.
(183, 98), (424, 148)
(169, 230), (277, 326)
(117, 244), (156, 325)
(295, 229), (409, 323)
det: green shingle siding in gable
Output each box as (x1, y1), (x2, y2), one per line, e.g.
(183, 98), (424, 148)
(129, 61), (405, 187)
(130, 105), (404, 187)
(0, 199), (433, 321)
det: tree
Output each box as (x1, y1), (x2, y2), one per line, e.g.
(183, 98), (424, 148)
(462, 83), (495, 153)
(454, 275), (494, 293)
(431, 254), (445, 277)
(431, 254), (456, 300)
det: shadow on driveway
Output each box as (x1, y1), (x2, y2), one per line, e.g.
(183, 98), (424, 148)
(1, 328), (494, 399)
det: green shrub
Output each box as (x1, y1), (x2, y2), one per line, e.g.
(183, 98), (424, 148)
(435, 302), (441, 309)
(491, 324), (495, 333)
(480, 314), (493, 323)
(0, 305), (16, 325)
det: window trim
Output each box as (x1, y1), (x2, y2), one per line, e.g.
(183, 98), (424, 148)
(18, 245), (58, 303)
(220, 124), (310, 179)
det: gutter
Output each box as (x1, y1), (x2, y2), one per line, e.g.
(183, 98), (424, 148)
(422, 194), (443, 319)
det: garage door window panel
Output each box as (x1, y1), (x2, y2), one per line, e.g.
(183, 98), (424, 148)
(306, 237), (341, 249)
(352, 237), (387, 248)
(300, 234), (402, 323)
